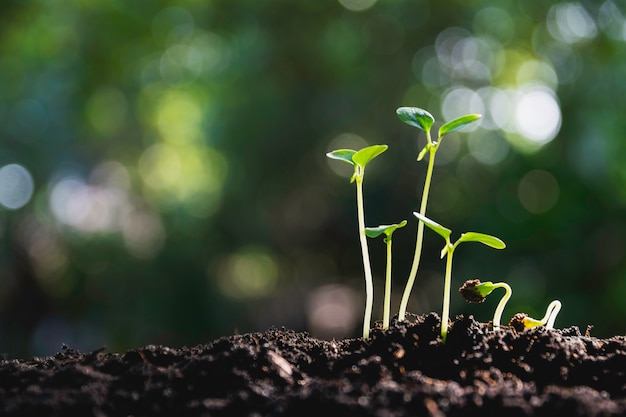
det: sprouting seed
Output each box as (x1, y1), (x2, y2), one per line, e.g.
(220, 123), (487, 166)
(459, 279), (512, 328)
(509, 300), (562, 332)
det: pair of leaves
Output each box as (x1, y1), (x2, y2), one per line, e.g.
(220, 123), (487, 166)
(396, 107), (481, 138)
(412, 212), (506, 254)
(365, 220), (408, 240)
(328, 106), (478, 169)
(326, 145), (388, 180)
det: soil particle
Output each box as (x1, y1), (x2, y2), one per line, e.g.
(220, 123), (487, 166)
(1, 313), (625, 416)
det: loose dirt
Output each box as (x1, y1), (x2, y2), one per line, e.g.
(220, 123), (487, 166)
(1, 313), (624, 416)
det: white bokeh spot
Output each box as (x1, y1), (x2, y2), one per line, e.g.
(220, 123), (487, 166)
(514, 86), (561, 145)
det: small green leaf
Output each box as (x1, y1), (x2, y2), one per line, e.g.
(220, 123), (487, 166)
(326, 149), (357, 166)
(458, 232), (506, 249)
(352, 145), (388, 168)
(413, 212), (451, 241)
(396, 107), (435, 132)
(365, 220), (408, 239)
(438, 114), (481, 137)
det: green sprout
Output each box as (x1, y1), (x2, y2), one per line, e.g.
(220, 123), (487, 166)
(509, 300), (562, 332)
(413, 211), (505, 343)
(459, 279), (512, 328)
(327, 144), (388, 339)
(365, 220), (408, 329)
(396, 107), (481, 321)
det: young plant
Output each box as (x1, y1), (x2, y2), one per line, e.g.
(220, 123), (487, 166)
(413, 212), (505, 343)
(396, 107), (481, 321)
(459, 279), (512, 328)
(365, 220), (408, 329)
(327, 145), (388, 339)
(509, 300), (562, 332)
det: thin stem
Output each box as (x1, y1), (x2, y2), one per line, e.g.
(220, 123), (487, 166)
(399, 134), (436, 321)
(356, 174), (373, 339)
(440, 246), (454, 344)
(491, 283), (512, 327)
(383, 237), (392, 329)
(544, 300), (562, 329)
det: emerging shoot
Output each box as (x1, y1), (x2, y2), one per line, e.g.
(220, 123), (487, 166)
(365, 220), (408, 329)
(396, 107), (481, 321)
(413, 212), (505, 343)
(509, 300), (562, 332)
(327, 145), (388, 339)
(459, 279), (512, 328)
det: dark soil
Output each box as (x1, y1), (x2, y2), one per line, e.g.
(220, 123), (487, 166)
(1, 313), (625, 416)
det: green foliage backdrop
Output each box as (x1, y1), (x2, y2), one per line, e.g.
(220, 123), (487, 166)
(1, 0), (626, 357)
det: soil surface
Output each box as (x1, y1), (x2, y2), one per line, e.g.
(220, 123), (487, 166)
(1, 313), (625, 416)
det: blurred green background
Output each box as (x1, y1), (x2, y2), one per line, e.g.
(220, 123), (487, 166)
(1, 0), (626, 358)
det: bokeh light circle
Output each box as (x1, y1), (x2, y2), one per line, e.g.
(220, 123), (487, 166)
(0, 164), (35, 210)
(518, 169), (560, 214)
(441, 87), (484, 130)
(338, 0), (377, 12)
(514, 86), (561, 145)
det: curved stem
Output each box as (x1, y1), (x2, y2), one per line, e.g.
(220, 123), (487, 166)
(399, 137), (436, 321)
(544, 300), (562, 329)
(523, 300), (562, 330)
(356, 175), (373, 339)
(441, 247), (454, 344)
(491, 283), (512, 327)
(383, 237), (392, 329)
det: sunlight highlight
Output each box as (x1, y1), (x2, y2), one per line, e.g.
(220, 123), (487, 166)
(548, 3), (597, 44)
(514, 86), (561, 146)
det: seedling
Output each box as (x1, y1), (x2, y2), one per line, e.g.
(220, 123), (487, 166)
(459, 279), (512, 328)
(509, 300), (562, 332)
(396, 107), (481, 321)
(413, 212), (505, 343)
(327, 145), (388, 338)
(325, 106), (566, 342)
(365, 220), (408, 329)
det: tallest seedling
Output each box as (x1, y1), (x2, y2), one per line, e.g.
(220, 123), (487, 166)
(327, 145), (388, 338)
(396, 107), (481, 321)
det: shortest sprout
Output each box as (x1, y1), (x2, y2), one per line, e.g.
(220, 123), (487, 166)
(459, 279), (511, 328)
(509, 300), (562, 332)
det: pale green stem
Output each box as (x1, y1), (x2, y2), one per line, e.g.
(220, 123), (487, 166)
(399, 135), (436, 321)
(440, 246), (454, 344)
(491, 282), (512, 328)
(544, 300), (562, 329)
(383, 237), (392, 329)
(355, 174), (373, 339)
